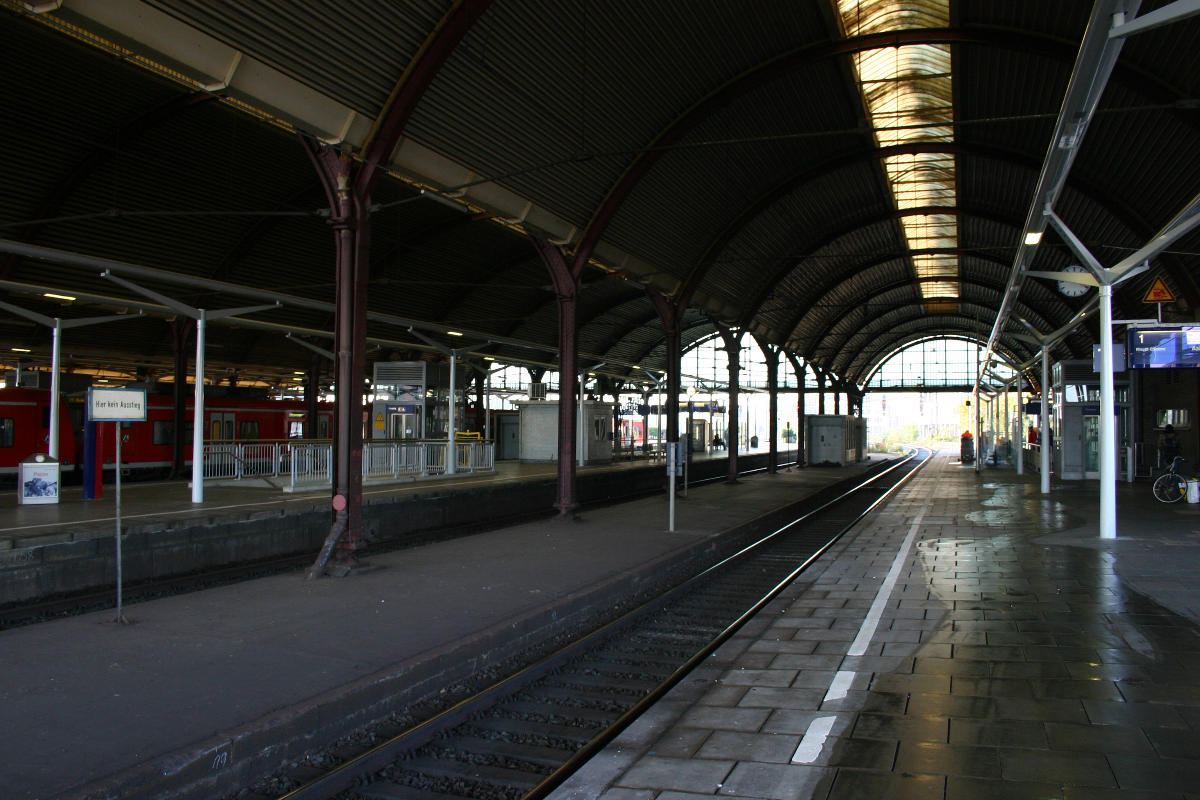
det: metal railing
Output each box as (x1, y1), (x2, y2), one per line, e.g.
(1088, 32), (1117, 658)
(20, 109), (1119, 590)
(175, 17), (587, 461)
(203, 440), (301, 481)
(201, 438), (494, 491)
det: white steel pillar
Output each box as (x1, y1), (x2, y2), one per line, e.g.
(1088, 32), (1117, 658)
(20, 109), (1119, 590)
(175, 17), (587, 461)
(1040, 347), (1051, 494)
(1003, 385), (1010, 467)
(1016, 378), (1024, 476)
(191, 310), (206, 503)
(484, 368), (492, 441)
(973, 387), (981, 474)
(49, 320), (62, 459)
(1099, 283), (1117, 538)
(448, 351), (457, 475)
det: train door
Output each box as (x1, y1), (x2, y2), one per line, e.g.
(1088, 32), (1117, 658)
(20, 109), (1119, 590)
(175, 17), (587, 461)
(209, 411), (235, 441)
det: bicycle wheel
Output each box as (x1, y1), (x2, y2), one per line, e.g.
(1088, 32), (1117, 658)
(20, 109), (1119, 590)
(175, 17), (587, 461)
(1153, 473), (1187, 503)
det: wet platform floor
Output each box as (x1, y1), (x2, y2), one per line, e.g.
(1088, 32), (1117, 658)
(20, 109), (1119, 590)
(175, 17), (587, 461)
(553, 448), (1200, 800)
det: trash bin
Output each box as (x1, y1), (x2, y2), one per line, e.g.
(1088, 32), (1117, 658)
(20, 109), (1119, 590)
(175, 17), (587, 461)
(1188, 480), (1200, 504)
(750, 435), (759, 448)
(18, 453), (60, 505)
(960, 431), (974, 464)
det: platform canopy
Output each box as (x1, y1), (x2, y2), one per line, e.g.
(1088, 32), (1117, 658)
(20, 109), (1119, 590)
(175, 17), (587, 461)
(0, 0), (1197, 392)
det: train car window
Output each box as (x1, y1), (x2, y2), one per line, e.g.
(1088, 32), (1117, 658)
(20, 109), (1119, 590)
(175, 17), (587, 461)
(153, 421), (174, 445)
(239, 420), (260, 440)
(41, 406), (50, 428)
(288, 420), (304, 438)
(0, 418), (13, 448)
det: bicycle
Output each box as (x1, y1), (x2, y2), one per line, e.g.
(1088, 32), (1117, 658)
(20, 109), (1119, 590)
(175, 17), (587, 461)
(1152, 455), (1191, 503)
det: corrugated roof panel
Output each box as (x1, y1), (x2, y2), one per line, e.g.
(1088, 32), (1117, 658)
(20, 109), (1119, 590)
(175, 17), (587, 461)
(146, 0), (448, 116)
(407, 0), (833, 231)
(599, 62), (865, 285)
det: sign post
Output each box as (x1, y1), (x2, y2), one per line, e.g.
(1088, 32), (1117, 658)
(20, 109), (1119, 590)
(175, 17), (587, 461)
(1142, 276), (1176, 323)
(88, 387), (147, 624)
(667, 443), (676, 532)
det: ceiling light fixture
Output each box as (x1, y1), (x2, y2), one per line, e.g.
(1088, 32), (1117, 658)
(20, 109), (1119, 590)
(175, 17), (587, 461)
(1024, 231), (1043, 246)
(43, 292), (76, 301)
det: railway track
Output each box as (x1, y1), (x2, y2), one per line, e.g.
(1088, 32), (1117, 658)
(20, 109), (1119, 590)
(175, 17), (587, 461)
(266, 448), (928, 800)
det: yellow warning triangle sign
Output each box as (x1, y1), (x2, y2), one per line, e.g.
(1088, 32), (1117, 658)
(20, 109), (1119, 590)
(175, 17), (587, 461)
(1143, 276), (1176, 304)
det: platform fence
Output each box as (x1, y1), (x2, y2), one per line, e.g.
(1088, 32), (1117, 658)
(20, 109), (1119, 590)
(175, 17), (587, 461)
(201, 439), (494, 491)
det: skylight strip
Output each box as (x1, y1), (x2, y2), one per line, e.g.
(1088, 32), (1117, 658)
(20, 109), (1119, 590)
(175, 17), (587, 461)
(835, 0), (957, 306)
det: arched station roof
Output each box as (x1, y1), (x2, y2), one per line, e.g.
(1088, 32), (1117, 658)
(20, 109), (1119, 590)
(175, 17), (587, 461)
(0, 0), (1196, 391)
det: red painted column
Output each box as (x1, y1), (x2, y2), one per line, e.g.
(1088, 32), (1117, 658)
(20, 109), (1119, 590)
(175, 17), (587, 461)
(648, 291), (682, 445)
(757, 338), (779, 474)
(305, 143), (370, 570)
(715, 323), (743, 484)
(532, 237), (581, 516)
(787, 352), (806, 467)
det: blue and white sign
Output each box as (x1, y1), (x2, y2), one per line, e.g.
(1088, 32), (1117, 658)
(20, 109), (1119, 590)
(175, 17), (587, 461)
(87, 387), (148, 421)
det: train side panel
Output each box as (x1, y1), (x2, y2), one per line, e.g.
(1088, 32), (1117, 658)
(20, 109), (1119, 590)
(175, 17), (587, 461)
(1, 388), (331, 481)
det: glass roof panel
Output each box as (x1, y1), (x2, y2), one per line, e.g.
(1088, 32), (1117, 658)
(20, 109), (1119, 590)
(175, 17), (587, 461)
(835, 0), (957, 308)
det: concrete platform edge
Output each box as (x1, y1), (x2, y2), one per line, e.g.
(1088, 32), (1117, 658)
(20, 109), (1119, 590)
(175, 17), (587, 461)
(57, 463), (884, 800)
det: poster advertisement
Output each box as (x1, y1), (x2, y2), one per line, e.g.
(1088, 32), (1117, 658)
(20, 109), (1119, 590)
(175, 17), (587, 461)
(20, 460), (59, 505)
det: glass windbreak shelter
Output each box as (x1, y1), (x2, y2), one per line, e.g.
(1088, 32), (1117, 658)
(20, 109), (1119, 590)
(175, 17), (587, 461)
(1052, 360), (1130, 480)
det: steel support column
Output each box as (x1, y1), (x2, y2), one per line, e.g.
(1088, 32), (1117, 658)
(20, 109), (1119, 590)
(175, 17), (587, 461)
(786, 353), (806, 467)
(532, 237), (582, 516)
(1041, 347), (1051, 494)
(757, 338), (780, 474)
(715, 323), (743, 484)
(1016, 376), (1024, 476)
(1099, 283), (1116, 538)
(648, 290), (683, 446)
(306, 144), (371, 567)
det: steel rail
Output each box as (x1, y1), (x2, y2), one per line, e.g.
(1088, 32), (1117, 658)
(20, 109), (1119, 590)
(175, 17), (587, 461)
(274, 449), (926, 800)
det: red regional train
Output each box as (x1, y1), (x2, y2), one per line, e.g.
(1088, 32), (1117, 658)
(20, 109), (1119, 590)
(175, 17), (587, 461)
(0, 386), (333, 482)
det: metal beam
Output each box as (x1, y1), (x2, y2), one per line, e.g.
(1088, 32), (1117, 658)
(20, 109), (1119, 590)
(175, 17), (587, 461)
(1109, 0), (1200, 37)
(978, 0), (1138, 392)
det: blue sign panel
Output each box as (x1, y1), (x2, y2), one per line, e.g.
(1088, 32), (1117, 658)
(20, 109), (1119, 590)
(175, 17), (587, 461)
(1128, 327), (1200, 368)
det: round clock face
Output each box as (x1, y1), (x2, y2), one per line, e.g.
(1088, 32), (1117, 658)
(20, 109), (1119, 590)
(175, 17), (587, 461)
(1058, 265), (1090, 297)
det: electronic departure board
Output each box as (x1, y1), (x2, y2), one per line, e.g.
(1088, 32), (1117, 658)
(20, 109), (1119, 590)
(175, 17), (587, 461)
(1127, 327), (1200, 368)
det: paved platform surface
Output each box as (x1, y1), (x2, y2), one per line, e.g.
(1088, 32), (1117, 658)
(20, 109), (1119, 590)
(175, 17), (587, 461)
(553, 449), (1200, 800)
(0, 450), (845, 800)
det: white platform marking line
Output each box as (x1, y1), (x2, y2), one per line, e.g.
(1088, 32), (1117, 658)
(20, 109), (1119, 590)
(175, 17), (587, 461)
(792, 466), (936, 765)
(792, 715), (838, 763)
(846, 504), (929, 657)
(822, 670), (856, 702)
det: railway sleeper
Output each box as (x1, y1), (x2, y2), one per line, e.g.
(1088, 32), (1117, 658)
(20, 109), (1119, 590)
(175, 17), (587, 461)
(465, 718), (593, 749)
(541, 671), (661, 694)
(359, 781), (472, 800)
(503, 693), (626, 720)
(550, 668), (663, 690)
(430, 734), (570, 770)
(496, 698), (613, 726)
(387, 755), (544, 795)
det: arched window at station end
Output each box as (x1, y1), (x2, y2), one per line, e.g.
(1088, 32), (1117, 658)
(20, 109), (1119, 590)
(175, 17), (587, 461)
(863, 336), (1017, 391)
